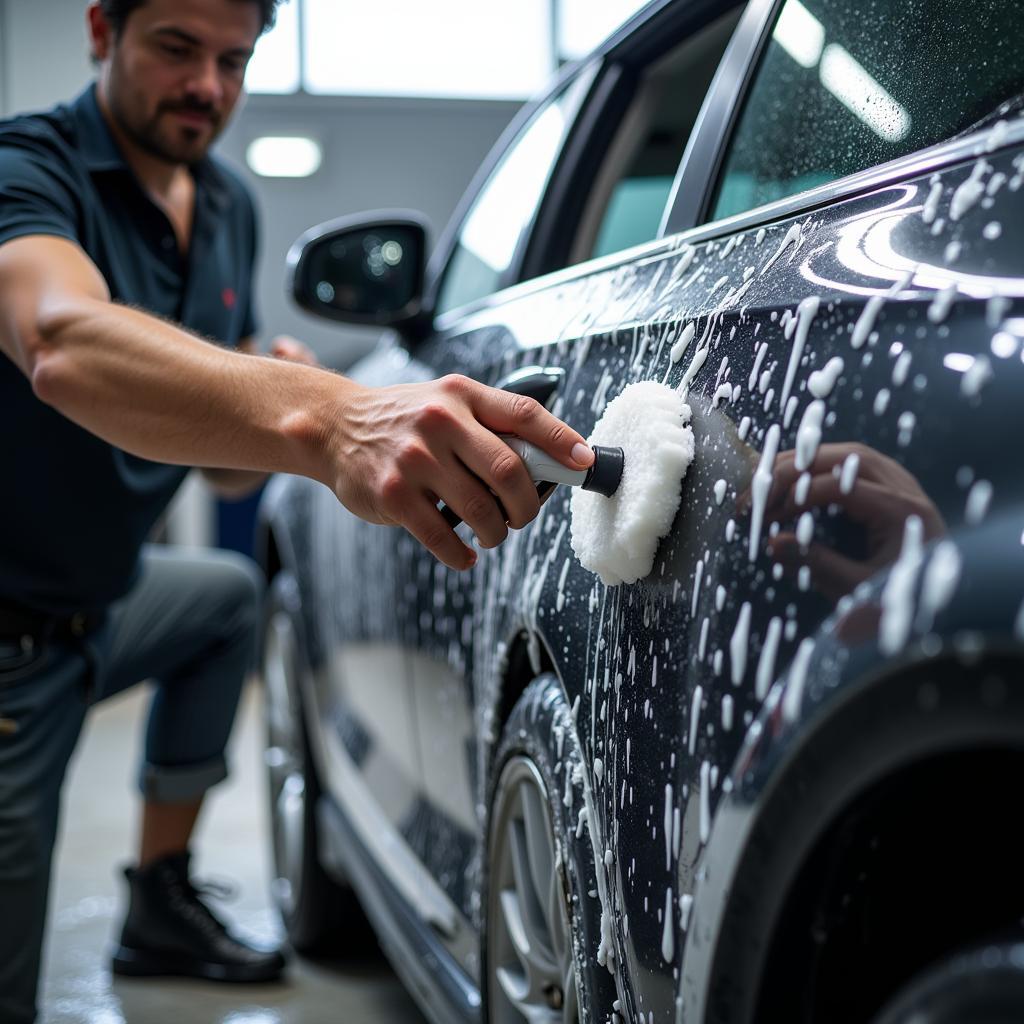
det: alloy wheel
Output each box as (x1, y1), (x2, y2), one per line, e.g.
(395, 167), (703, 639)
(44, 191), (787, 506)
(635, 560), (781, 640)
(488, 755), (580, 1024)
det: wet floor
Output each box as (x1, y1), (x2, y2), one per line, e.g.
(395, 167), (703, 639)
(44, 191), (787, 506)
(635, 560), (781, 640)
(41, 681), (427, 1024)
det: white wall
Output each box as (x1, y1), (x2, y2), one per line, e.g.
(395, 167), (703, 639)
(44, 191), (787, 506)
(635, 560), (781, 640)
(0, 0), (93, 116)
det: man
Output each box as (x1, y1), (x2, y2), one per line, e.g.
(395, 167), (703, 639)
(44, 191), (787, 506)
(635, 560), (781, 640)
(0, 1), (596, 1020)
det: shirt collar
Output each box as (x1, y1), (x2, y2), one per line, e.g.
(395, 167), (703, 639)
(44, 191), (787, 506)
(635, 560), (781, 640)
(71, 82), (230, 212)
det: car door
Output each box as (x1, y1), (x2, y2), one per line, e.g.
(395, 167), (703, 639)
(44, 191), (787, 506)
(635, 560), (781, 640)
(407, 0), (1024, 1020)
(403, 0), (745, 986)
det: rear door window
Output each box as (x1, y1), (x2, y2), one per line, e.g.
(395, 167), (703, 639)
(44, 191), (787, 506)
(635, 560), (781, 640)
(711, 0), (1024, 222)
(570, 8), (741, 264)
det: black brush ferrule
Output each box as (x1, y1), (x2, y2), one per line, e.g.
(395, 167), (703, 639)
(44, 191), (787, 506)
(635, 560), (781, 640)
(583, 446), (624, 497)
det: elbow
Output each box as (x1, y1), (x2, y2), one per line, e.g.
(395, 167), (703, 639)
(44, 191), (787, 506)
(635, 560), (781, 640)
(28, 298), (93, 407)
(30, 347), (72, 407)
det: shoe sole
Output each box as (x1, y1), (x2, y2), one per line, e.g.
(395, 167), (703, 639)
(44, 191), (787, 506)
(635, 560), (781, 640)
(111, 945), (285, 983)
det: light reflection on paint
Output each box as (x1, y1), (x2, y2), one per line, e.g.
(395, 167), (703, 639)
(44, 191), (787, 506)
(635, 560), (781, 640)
(799, 183), (1024, 299)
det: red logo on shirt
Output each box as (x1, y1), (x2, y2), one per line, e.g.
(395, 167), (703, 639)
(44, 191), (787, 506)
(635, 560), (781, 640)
(222, 287), (237, 310)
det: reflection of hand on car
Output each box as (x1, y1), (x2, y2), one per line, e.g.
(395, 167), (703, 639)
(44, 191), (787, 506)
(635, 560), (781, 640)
(323, 374), (595, 571)
(762, 442), (945, 602)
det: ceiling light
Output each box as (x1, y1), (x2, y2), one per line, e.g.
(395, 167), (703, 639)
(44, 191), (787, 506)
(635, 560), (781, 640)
(246, 136), (322, 178)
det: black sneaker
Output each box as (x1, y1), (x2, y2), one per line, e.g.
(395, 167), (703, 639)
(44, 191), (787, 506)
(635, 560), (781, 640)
(111, 850), (286, 983)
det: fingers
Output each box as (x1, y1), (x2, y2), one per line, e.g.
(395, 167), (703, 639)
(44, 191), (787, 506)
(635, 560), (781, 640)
(457, 425), (540, 530)
(440, 455), (510, 548)
(401, 496), (477, 571)
(463, 377), (595, 471)
(777, 475), (909, 526)
(770, 532), (868, 602)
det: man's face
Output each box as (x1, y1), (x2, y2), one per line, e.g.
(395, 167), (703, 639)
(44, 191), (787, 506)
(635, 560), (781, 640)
(91, 0), (261, 165)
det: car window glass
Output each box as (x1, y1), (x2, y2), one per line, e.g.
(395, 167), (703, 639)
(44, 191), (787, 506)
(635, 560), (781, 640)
(435, 72), (592, 316)
(572, 8), (741, 264)
(711, 0), (1024, 222)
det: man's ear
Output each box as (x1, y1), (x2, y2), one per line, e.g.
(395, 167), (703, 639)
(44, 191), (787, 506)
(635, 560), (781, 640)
(86, 2), (115, 63)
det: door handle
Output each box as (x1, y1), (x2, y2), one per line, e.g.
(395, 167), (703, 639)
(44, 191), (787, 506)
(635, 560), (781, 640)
(439, 366), (565, 530)
(494, 365), (565, 409)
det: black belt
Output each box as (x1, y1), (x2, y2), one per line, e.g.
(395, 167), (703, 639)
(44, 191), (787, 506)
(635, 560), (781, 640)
(0, 600), (105, 645)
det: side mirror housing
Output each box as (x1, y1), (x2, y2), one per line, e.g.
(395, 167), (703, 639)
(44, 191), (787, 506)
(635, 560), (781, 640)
(287, 211), (429, 327)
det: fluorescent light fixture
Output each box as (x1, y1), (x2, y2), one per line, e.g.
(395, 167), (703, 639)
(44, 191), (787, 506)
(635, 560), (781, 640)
(246, 136), (322, 178)
(819, 43), (911, 142)
(943, 353), (974, 373)
(772, 0), (825, 68)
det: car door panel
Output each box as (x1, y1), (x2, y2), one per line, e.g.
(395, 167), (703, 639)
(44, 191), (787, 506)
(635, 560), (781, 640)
(391, 131), (1024, 1021)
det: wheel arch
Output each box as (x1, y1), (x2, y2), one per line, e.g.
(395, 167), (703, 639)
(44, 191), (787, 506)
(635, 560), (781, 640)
(680, 648), (1024, 1024)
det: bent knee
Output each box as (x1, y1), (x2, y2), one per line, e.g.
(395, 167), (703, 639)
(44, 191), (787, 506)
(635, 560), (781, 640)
(208, 552), (265, 626)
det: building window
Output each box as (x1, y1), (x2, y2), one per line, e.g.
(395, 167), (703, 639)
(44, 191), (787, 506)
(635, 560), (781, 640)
(246, 0), (651, 98)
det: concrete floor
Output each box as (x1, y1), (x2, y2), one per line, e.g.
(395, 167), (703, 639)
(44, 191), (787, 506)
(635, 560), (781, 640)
(41, 681), (427, 1024)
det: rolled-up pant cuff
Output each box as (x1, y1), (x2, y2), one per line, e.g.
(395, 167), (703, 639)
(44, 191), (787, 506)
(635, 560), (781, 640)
(139, 756), (228, 802)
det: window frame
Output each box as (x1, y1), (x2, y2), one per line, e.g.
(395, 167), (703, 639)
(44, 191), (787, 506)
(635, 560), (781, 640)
(661, 0), (1024, 242)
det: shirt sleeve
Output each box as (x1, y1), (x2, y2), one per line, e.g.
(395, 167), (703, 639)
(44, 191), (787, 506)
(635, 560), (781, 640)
(0, 129), (81, 249)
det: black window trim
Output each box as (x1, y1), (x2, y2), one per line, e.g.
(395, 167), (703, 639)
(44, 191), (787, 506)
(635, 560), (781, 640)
(660, 0), (780, 236)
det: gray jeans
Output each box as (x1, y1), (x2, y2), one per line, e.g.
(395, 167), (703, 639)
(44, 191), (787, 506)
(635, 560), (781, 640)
(0, 545), (264, 1024)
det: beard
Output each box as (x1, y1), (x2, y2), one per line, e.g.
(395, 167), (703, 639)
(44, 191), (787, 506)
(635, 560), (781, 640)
(107, 64), (224, 166)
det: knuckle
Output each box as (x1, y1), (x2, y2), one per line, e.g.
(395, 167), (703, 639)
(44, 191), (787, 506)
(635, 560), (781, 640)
(416, 402), (454, 430)
(510, 394), (542, 422)
(396, 439), (430, 470)
(546, 421), (569, 449)
(378, 471), (407, 507)
(463, 493), (495, 524)
(490, 452), (522, 488)
(440, 373), (471, 397)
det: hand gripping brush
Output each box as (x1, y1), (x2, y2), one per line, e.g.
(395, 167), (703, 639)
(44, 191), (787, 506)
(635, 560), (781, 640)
(439, 435), (624, 529)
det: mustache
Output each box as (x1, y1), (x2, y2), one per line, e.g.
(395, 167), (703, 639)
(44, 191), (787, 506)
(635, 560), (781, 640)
(160, 99), (220, 123)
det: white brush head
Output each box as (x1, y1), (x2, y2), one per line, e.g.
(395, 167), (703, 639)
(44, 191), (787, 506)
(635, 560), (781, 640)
(570, 381), (695, 586)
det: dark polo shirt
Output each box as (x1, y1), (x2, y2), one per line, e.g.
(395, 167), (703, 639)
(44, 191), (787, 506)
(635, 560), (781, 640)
(0, 84), (259, 616)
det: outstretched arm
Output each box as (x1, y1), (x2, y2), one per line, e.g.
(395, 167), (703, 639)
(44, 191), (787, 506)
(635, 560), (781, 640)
(0, 235), (594, 569)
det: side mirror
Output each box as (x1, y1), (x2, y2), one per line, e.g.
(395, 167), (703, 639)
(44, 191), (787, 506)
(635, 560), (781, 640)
(287, 211), (428, 326)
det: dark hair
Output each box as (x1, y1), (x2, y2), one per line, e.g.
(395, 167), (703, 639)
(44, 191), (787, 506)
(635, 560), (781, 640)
(98, 0), (283, 36)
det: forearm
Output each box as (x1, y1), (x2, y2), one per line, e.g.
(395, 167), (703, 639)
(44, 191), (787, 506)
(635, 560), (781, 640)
(31, 295), (347, 486)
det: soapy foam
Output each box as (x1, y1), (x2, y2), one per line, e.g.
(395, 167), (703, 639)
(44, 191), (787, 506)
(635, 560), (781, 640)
(570, 382), (695, 586)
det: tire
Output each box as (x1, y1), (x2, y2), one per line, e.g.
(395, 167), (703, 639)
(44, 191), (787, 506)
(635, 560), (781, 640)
(871, 940), (1024, 1024)
(261, 571), (370, 954)
(483, 676), (619, 1023)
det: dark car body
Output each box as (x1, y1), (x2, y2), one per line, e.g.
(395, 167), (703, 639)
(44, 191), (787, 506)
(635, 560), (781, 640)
(257, 1), (1024, 1021)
